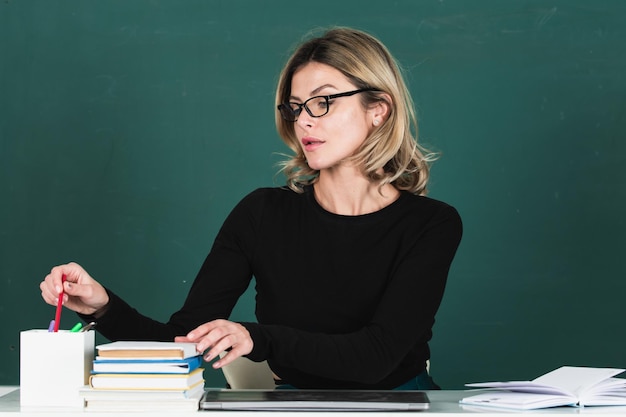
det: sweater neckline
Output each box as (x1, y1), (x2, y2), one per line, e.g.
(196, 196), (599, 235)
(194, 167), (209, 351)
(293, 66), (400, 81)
(303, 185), (408, 221)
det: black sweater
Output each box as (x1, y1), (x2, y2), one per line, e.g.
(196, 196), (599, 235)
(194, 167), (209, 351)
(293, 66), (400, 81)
(83, 186), (462, 389)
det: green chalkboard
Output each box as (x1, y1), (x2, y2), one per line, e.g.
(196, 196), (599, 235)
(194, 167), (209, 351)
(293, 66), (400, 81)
(1, 0), (625, 389)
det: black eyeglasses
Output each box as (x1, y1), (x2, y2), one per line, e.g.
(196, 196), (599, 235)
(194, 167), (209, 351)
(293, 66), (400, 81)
(277, 88), (378, 122)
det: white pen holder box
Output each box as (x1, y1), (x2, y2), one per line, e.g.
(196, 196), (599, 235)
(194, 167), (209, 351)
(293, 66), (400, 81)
(20, 329), (95, 408)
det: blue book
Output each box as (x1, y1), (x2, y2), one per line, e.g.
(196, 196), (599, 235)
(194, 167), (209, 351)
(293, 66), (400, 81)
(92, 355), (203, 374)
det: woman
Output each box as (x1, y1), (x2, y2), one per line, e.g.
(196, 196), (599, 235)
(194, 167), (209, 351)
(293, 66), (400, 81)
(40, 27), (462, 390)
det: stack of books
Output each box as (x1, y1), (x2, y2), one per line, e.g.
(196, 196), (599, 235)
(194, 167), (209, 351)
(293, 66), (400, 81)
(80, 341), (205, 411)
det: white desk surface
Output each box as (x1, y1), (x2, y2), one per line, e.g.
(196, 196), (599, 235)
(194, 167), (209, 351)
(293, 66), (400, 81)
(2, 387), (626, 416)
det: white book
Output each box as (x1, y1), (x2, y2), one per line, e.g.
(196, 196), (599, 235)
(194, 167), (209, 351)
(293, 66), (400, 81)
(92, 355), (202, 374)
(84, 400), (200, 412)
(460, 366), (626, 410)
(80, 382), (205, 400)
(96, 341), (199, 359)
(89, 367), (204, 390)
(82, 382), (205, 412)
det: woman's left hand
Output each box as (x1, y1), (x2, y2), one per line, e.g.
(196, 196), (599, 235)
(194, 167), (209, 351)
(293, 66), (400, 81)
(175, 319), (253, 369)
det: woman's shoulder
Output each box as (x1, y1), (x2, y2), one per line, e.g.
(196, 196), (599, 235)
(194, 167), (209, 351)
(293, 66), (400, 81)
(400, 192), (457, 212)
(398, 192), (462, 226)
(243, 186), (302, 201)
(235, 186), (305, 209)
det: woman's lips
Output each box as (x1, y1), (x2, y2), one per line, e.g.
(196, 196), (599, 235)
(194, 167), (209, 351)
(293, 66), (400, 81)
(302, 137), (325, 152)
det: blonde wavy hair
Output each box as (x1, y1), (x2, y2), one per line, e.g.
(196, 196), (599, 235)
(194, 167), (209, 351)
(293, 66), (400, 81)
(275, 27), (437, 196)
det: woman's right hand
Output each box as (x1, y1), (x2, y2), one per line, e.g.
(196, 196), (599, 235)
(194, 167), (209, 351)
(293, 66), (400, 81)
(40, 262), (110, 316)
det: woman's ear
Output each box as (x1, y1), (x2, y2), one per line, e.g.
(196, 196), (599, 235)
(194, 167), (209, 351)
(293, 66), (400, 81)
(370, 93), (392, 127)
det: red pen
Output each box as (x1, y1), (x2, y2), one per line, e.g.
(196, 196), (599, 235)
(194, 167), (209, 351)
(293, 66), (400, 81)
(53, 274), (66, 332)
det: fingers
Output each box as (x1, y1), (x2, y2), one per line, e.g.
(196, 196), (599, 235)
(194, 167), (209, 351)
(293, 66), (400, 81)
(41, 263), (86, 296)
(214, 344), (251, 368)
(179, 320), (253, 369)
(40, 263), (109, 315)
(39, 280), (60, 306)
(40, 263), (77, 306)
(63, 280), (94, 298)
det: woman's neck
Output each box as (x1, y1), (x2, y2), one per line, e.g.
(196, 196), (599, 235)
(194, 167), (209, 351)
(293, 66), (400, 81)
(314, 169), (400, 216)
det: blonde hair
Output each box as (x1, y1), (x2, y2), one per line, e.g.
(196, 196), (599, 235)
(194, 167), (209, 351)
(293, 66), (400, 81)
(275, 27), (437, 195)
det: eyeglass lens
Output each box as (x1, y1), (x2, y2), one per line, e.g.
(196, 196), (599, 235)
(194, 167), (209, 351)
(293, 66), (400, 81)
(280, 96), (329, 122)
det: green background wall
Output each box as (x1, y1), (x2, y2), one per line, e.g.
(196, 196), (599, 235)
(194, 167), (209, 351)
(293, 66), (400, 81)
(1, 0), (624, 389)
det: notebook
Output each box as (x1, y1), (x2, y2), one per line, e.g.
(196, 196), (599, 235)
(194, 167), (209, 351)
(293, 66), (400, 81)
(199, 389), (430, 411)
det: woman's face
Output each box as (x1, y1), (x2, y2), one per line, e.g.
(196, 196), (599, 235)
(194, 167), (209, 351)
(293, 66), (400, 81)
(290, 62), (376, 171)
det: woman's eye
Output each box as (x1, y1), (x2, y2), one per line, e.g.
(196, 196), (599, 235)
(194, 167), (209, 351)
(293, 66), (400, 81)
(316, 99), (330, 109)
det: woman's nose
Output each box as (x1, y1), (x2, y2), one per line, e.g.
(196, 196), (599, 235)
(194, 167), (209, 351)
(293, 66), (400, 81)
(296, 109), (315, 129)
